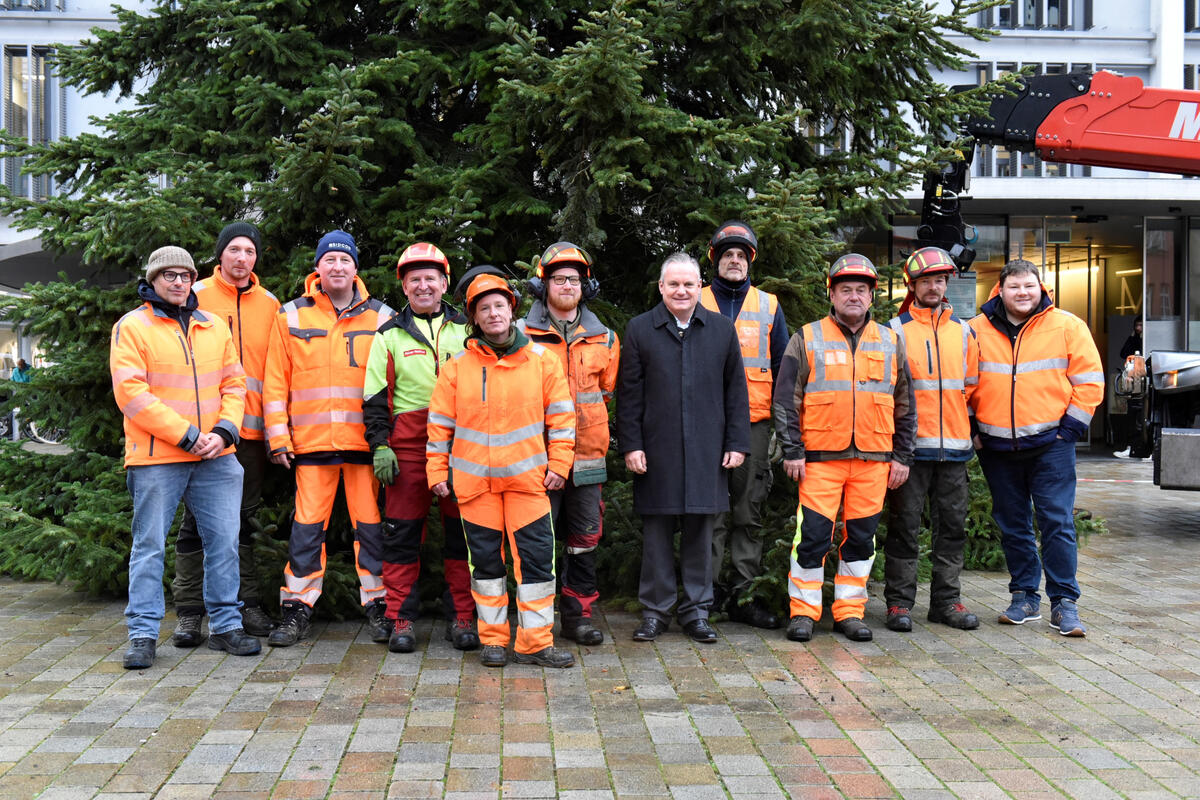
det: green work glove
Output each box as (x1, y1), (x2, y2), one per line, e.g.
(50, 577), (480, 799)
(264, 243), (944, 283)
(373, 446), (399, 485)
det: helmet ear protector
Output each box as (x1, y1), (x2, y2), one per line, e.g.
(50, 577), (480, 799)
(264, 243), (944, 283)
(527, 241), (600, 302)
(455, 265), (523, 311)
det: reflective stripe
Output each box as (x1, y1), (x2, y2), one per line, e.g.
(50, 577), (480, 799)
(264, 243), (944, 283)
(451, 451), (548, 479)
(977, 420), (1059, 438)
(291, 410), (364, 426)
(575, 392), (605, 405)
(264, 401), (287, 415)
(472, 577), (508, 625)
(1066, 404), (1093, 424)
(145, 369), (225, 390)
(964, 376), (979, 386)
(547, 428), (575, 441)
(456, 421), (544, 448)
(473, 577), (506, 597)
(545, 400), (574, 415)
(164, 396), (220, 416)
(290, 385), (363, 402)
(912, 378), (965, 391)
(121, 393), (158, 417)
(518, 580), (556, 602)
(1068, 371), (1104, 386)
(914, 436), (971, 450)
(1016, 358), (1068, 373)
(518, 603), (555, 630)
(426, 439), (451, 454)
(573, 457), (606, 472)
(243, 414), (265, 432)
(566, 544), (597, 555)
(979, 361), (1011, 374)
(266, 424), (289, 439)
(476, 601), (508, 626)
(788, 560), (824, 610)
(246, 376), (264, 394)
(111, 367), (145, 383)
(429, 412), (456, 429)
(834, 558), (873, 602)
(516, 580), (557, 629)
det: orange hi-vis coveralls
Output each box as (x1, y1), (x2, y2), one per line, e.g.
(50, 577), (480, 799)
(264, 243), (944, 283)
(263, 273), (396, 608)
(773, 314), (916, 622)
(426, 329), (576, 655)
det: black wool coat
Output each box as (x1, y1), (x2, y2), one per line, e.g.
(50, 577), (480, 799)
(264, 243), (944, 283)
(616, 301), (751, 515)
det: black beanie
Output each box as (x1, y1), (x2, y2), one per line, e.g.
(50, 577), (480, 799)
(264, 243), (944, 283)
(214, 221), (263, 263)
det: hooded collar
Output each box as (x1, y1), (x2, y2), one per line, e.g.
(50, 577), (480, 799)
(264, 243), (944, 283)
(524, 298), (607, 341)
(303, 271), (370, 315)
(139, 278), (199, 318)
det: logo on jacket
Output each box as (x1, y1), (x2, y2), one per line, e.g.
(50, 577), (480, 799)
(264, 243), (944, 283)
(404, 349), (428, 358)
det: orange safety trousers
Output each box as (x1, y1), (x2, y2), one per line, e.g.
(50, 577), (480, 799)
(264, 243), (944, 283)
(458, 491), (556, 654)
(282, 463), (384, 608)
(789, 459), (889, 622)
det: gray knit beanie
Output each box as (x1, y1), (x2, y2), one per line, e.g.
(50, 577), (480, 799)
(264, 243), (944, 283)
(145, 246), (197, 282)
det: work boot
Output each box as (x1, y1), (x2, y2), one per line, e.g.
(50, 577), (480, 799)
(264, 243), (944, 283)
(364, 598), (390, 644)
(208, 628), (261, 656)
(786, 615), (814, 642)
(388, 619), (416, 653)
(444, 617), (481, 651)
(561, 619), (604, 646)
(268, 603), (311, 647)
(479, 644), (508, 667)
(885, 606), (913, 632)
(241, 606), (276, 637)
(172, 613), (205, 648)
(512, 646), (576, 668)
(728, 596), (782, 629)
(833, 617), (873, 642)
(123, 638), (156, 669)
(928, 602), (980, 630)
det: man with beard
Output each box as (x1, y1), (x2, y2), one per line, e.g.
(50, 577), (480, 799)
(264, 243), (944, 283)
(519, 242), (619, 646)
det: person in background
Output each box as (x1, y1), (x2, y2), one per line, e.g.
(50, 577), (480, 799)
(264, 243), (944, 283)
(11, 358), (31, 383)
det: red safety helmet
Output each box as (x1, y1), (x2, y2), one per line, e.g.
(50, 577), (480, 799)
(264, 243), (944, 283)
(827, 254), (878, 291)
(707, 220), (758, 264)
(902, 247), (956, 286)
(396, 242), (451, 280)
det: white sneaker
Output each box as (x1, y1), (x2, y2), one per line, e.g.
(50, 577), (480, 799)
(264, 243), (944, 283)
(1113, 448), (1131, 459)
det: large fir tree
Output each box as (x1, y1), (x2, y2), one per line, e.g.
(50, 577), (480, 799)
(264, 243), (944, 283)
(0, 0), (1000, 603)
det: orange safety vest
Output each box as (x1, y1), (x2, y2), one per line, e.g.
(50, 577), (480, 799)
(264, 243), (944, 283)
(262, 273), (395, 456)
(700, 285), (778, 422)
(193, 269), (280, 441)
(519, 302), (619, 486)
(800, 316), (900, 455)
(110, 303), (246, 467)
(969, 282), (1104, 448)
(889, 304), (978, 460)
(426, 336), (576, 502)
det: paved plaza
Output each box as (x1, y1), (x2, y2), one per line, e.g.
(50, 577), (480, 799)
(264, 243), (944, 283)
(3, 453), (1200, 799)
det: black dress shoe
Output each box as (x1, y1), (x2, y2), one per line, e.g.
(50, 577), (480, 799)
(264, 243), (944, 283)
(728, 598), (782, 629)
(632, 617), (668, 641)
(683, 618), (718, 643)
(833, 617), (873, 642)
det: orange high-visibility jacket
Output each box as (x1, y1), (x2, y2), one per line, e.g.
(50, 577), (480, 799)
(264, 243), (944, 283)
(969, 283), (1104, 450)
(110, 300), (246, 467)
(427, 333), (576, 503)
(800, 316), (901, 454)
(518, 300), (618, 486)
(700, 285), (779, 422)
(888, 303), (978, 461)
(193, 269), (280, 441)
(262, 273), (395, 456)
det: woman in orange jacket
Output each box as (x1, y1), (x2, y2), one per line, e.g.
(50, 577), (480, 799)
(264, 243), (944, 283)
(427, 269), (577, 669)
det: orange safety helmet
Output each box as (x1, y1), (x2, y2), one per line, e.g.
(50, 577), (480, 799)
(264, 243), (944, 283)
(902, 246), (956, 286)
(465, 272), (517, 312)
(529, 241), (599, 301)
(826, 253), (878, 291)
(396, 242), (451, 280)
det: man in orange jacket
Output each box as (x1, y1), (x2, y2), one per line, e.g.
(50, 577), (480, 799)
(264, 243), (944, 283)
(969, 259), (1103, 637)
(519, 242), (619, 646)
(111, 246), (260, 669)
(262, 230), (396, 647)
(428, 269), (578, 668)
(171, 222), (280, 647)
(884, 247), (980, 633)
(774, 255), (916, 643)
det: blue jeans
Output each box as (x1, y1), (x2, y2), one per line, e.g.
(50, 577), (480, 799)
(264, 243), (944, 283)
(125, 454), (244, 640)
(978, 439), (1080, 604)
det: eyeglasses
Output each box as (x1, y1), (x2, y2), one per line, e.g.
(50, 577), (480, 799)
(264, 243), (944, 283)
(159, 271), (194, 283)
(549, 275), (581, 286)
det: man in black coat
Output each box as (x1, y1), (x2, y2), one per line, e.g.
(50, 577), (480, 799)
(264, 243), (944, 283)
(616, 252), (751, 644)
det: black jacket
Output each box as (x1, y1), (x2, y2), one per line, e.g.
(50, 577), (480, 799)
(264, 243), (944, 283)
(616, 302), (750, 514)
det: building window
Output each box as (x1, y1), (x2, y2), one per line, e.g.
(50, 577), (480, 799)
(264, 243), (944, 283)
(984, 0), (1085, 29)
(3, 45), (54, 200)
(1188, 0), (1200, 32)
(0, 0), (66, 10)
